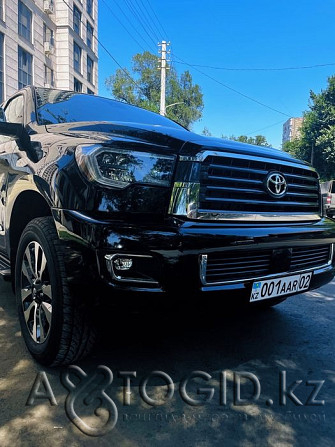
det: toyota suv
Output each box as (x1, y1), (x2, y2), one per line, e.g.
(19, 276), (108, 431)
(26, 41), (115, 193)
(0, 86), (334, 366)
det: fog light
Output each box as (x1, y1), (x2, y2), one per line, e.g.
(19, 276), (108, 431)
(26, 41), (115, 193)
(104, 253), (160, 285)
(113, 257), (133, 271)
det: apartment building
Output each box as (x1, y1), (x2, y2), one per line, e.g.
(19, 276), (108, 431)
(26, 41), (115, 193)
(282, 117), (304, 145)
(0, 0), (98, 103)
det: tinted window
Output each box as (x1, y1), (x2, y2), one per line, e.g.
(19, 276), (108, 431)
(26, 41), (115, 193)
(87, 0), (93, 17)
(35, 88), (184, 130)
(87, 56), (93, 84)
(73, 42), (81, 73)
(18, 46), (32, 89)
(87, 22), (93, 49)
(73, 6), (81, 35)
(331, 182), (335, 193)
(18, 1), (32, 42)
(73, 78), (82, 92)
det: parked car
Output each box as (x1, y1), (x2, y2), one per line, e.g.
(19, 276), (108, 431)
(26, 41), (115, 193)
(321, 180), (335, 218)
(0, 86), (334, 366)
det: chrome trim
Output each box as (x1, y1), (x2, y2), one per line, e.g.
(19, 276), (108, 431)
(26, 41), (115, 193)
(199, 244), (334, 286)
(330, 243), (334, 263)
(194, 211), (321, 222)
(168, 182), (200, 218)
(200, 254), (208, 285)
(170, 149), (320, 222)
(181, 150), (317, 172)
(168, 180), (320, 220)
(105, 253), (159, 285)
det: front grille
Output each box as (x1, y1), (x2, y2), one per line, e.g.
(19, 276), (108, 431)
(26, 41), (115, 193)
(290, 246), (331, 271)
(199, 154), (320, 214)
(203, 245), (332, 284)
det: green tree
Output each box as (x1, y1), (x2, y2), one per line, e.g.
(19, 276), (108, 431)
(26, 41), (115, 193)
(105, 51), (204, 129)
(221, 134), (271, 147)
(201, 127), (212, 136)
(283, 75), (335, 180)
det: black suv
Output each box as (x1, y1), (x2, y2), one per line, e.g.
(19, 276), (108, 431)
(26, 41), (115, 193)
(0, 87), (334, 366)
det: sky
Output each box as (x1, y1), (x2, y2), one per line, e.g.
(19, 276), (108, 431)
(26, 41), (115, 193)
(97, 0), (335, 149)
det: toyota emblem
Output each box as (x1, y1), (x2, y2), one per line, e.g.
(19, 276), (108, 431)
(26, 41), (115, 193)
(265, 172), (287, 198)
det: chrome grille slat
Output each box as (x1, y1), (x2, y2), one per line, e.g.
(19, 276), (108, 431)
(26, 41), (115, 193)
(203, 197), (318, 207)
(208, 259), (271, 267)
(207, 175), (263, 186)
(207, 264), (270, 273)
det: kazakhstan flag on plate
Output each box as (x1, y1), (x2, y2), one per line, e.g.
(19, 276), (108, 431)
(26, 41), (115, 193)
(253, 282), (261, 289)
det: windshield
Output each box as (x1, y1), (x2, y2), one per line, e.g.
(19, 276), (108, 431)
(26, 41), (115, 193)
(35, 88), (184, 129)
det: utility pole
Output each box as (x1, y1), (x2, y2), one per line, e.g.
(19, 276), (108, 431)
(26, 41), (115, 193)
(158, 41), (170, 116)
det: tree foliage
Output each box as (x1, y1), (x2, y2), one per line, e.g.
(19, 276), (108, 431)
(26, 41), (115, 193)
(222, 134), (272, 147)
(283, 75), (335, 180)
(201, 127), (212, 136)
(105, 51), (204, 129)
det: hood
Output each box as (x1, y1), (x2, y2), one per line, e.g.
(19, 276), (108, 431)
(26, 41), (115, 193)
(45, 121), (308, 166)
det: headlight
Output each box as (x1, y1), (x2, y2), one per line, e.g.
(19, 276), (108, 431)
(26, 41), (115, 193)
(75, 144), (176, 188)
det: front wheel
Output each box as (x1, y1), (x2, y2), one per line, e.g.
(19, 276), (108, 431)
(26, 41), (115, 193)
(15, 217), (96, 366)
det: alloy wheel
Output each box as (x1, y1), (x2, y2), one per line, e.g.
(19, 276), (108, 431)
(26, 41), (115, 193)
(20, 241), (52, 343)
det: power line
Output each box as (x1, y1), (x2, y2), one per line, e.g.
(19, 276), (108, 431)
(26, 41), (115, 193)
(245, 119), (287, 136)
(143, 0), (169, 40)
(100, 0), (154, 53)
(173, 60), (335, 71)
(172, 53), (292, 118)
(123, 0), (158, 48)
(132, 0), (161, 42)
(136, 0), (164, 41)
(62, 0), (144, 93)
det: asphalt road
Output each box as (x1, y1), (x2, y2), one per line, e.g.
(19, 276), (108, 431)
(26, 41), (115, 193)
(0, 276), (334, 447)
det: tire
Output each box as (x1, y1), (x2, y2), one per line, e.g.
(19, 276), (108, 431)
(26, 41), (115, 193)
(15, 217), (96, 366)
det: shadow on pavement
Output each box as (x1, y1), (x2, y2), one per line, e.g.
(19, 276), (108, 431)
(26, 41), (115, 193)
(0, 278), (334, 446)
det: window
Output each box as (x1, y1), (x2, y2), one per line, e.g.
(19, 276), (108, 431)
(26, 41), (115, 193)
(18, 1), (32, 42)
(18, 46), (32, 89)
(87, 0), (93, 17)
(4, 95), (24, 124)
(87, 88), (94, 95)
(74, 78), (82, 92)
(86, 22), (93, 49)
(0, 34), (3, 104)
(44, 65), (54, 86)
(73, 42), (82, 73)
(43, 24), (54, 45)
(87, 56), (93, 84)
(73, 5), (81, 36)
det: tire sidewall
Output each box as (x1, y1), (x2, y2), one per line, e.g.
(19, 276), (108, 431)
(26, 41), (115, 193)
(15, 220), (65, 364)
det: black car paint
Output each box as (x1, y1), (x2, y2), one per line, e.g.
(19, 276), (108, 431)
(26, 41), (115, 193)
(0, 86), (335, 302)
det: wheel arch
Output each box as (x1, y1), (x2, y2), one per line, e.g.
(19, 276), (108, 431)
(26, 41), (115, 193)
(9, 190), (52, 288)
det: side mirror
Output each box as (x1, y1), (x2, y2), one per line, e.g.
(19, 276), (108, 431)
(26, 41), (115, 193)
(0, 107), (32, 155)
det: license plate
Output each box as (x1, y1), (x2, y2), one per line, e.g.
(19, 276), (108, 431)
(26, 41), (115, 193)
(250, 272), (312, 302)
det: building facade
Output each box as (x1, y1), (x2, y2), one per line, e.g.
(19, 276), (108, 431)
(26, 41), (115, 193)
(0, 0), (98, 103)
(282, 117), (304, 145)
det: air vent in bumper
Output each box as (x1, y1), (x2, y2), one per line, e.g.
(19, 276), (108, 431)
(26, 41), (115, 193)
(200, 244), (333, 285)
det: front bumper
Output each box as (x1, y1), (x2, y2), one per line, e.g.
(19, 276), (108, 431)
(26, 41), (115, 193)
(52, 209), (335, 300)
